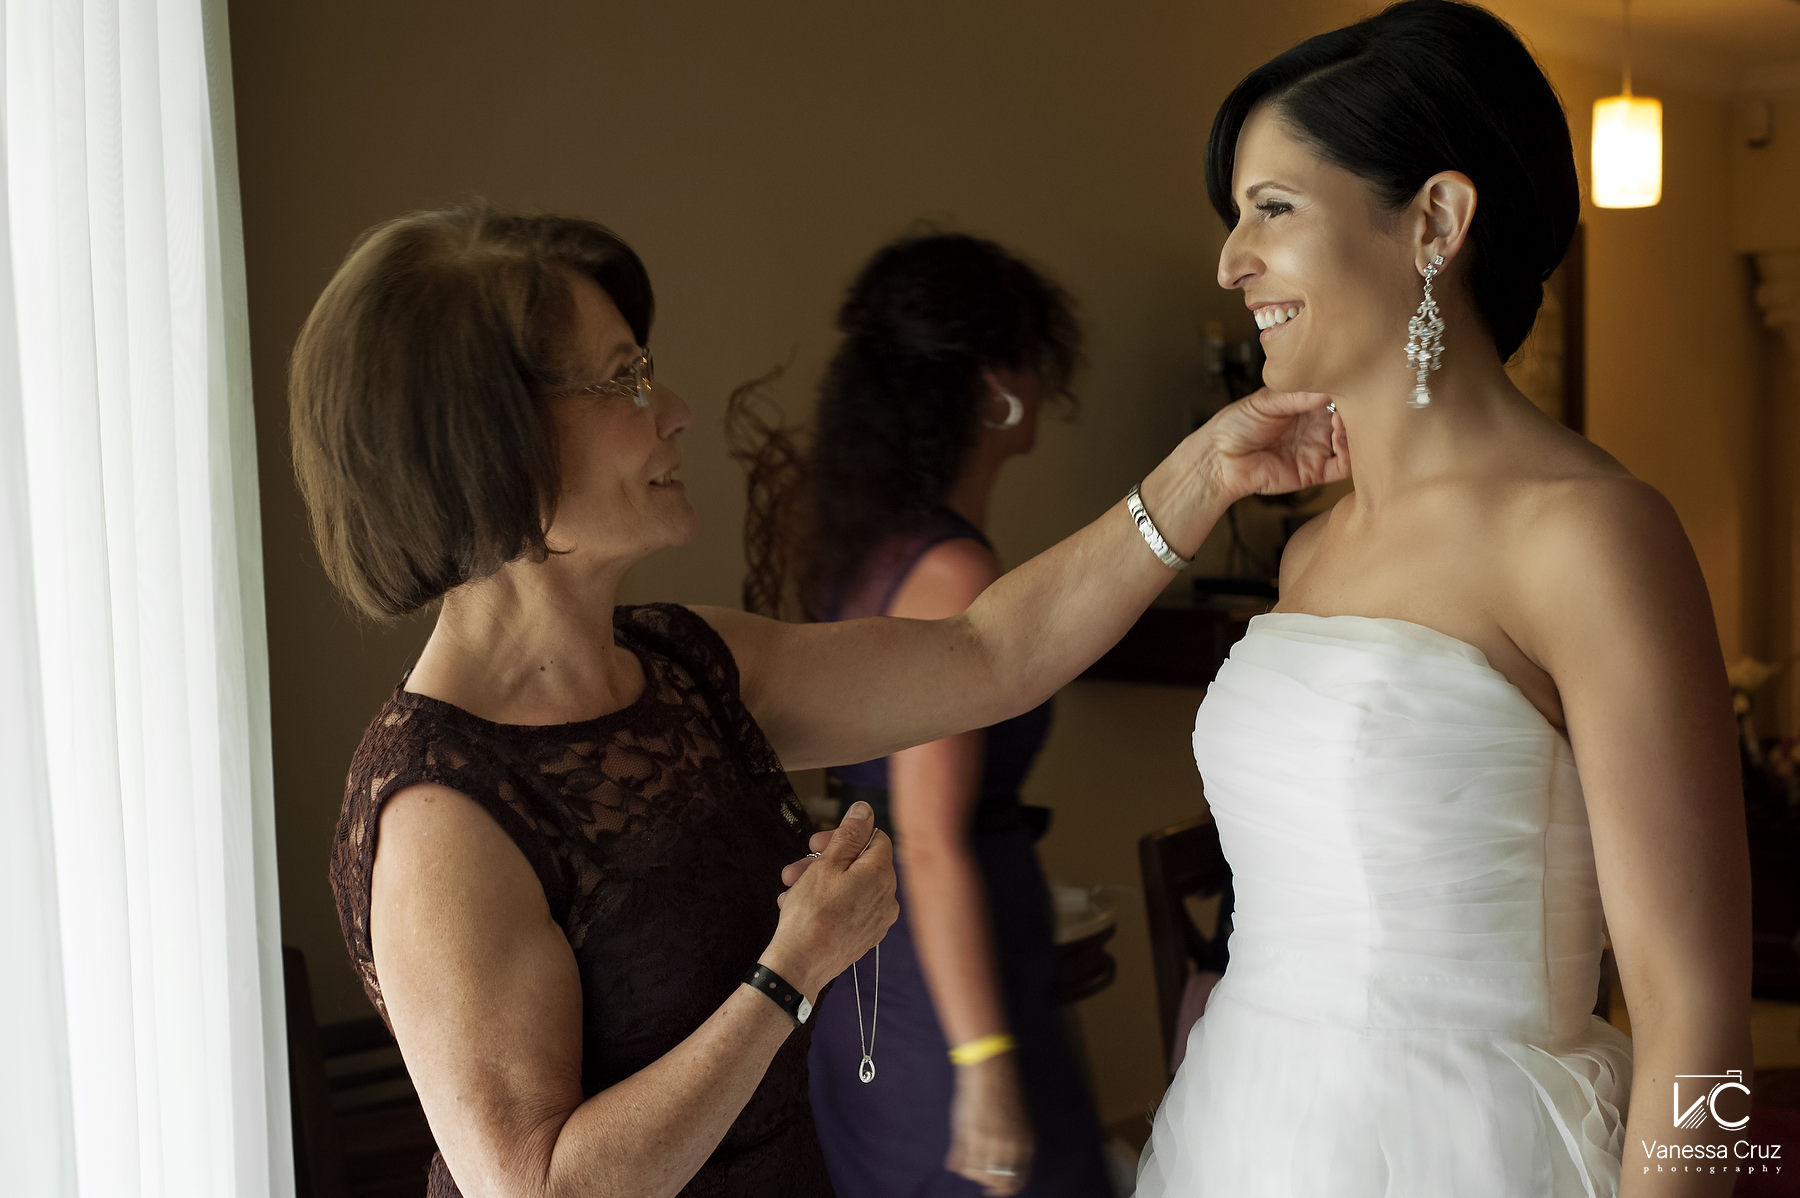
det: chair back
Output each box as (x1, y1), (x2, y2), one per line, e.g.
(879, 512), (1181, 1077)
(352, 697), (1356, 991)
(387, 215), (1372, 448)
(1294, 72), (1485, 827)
(285, 946), (438, 1198)
(284, 946), (352, 1198)
(1138, 815), (1234, 1078)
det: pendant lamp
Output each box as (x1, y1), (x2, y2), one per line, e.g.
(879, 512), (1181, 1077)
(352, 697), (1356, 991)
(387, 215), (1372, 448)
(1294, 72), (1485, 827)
(1592, 0), (1662, 209)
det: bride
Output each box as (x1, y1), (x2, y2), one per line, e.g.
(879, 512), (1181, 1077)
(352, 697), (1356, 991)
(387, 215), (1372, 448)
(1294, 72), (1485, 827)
(1137, 3), (1750, 1196)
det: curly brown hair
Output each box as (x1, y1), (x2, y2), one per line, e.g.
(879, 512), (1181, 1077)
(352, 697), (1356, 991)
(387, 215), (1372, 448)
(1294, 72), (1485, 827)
(730, 231), (1079, 620)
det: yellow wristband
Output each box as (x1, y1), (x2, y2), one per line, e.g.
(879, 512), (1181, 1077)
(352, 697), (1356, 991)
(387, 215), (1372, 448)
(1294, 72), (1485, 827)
(948, 1033), (1017, 1066)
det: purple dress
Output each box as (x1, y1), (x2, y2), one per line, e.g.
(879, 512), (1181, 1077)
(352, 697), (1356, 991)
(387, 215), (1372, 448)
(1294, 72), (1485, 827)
(809, 509), (1112, 1197)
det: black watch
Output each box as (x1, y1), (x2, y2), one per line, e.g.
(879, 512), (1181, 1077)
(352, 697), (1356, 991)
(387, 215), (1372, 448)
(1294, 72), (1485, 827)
(744, 963), (813, 1026)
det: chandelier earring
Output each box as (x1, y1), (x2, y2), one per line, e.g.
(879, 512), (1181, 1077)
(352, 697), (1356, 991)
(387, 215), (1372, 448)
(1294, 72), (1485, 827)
(983, 389), (1024, 430)
(1404, 254), (1446, 408)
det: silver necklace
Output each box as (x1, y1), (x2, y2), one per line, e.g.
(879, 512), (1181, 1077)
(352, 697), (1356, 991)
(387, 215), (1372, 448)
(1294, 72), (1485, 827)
(852, 945), (880, 1083)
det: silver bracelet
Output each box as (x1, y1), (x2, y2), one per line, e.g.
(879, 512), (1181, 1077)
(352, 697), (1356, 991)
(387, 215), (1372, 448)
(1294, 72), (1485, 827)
(1125, 483), (1192, 571)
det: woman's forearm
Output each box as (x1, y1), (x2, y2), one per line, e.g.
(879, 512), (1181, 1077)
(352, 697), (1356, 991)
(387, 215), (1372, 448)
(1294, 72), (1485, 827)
(712, 428), (1235, 771)
(959, 434), (1227, 722)
(1617, 1009), (1755, 1198)
(902, 837), (1011, 1048)
(715, 391), (1340, 773)
(538, 981), (800, 1198)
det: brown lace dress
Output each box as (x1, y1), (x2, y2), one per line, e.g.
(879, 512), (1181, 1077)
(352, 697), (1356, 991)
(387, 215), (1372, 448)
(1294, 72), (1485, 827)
(330, 603), (833, 1197)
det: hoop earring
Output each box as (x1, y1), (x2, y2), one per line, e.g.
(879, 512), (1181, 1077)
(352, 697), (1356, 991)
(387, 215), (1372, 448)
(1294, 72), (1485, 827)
(1405, 254), (1446, 408)
(983, 389), (1024, 430)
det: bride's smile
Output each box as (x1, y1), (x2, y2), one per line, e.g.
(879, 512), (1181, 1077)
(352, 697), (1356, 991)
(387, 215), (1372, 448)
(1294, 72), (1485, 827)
(1216, 111), (1440, 403)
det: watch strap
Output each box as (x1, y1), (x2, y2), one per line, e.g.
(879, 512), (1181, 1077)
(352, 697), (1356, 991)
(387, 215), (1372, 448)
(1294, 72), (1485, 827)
(744, 963), (812, 1025)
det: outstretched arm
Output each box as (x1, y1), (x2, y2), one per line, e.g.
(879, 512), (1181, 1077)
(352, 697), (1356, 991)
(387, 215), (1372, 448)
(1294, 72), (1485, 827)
(701, 388), (1347, 771)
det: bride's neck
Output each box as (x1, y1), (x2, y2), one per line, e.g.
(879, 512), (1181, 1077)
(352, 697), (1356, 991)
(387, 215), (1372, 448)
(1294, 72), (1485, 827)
(1328, 331), (1523, 515)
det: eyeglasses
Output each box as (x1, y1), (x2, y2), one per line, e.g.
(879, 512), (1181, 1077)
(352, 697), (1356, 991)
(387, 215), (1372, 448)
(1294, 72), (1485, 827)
(547, 347), (655, 408)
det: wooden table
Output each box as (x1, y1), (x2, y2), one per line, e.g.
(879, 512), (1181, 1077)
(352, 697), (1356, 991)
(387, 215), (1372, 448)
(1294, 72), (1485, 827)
(1053, 886), (1118, 1005)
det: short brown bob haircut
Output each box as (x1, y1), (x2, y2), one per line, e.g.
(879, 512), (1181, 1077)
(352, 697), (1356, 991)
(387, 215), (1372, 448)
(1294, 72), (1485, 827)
(290, 205), (653, 620)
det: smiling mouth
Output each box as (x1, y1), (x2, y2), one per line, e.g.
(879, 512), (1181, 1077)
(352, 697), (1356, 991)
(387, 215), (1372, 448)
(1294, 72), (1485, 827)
(650, 469), (679, 486)
(1253, 304), (1304, 331)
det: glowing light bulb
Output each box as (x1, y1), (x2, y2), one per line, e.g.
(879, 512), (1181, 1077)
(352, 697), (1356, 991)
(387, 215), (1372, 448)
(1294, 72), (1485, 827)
(1592, 94), (1662, 209)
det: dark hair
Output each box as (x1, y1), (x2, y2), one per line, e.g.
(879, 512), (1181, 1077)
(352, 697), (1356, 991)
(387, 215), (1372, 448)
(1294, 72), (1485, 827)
(730, 231), (1079, 619)
(289, 204), (653, 619)
(1206, 0), (1577, 360)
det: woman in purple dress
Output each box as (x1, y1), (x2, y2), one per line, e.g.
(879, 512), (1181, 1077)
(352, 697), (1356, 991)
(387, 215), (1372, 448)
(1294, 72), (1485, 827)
(740, 233), (1112, 1197)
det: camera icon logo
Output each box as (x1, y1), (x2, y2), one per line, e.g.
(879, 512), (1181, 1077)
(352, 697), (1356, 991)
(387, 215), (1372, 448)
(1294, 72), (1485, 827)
(1672, 1070), (1751, 1131)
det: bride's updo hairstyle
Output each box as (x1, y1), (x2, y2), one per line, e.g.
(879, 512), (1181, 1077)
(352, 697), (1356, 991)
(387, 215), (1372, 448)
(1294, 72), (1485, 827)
(1205, 0), (1578, 360)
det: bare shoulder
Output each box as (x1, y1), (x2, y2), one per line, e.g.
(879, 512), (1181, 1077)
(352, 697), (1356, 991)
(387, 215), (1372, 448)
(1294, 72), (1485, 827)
(1512, 470), (1689, 587)
(889, 536), (1003, 620)
(690, 604), (771, 661)
(372, 782), (554, 955)
(1505, 468), (1717, 672)
(1484, 422), (1649, 580)
(377, 782), (535, 878)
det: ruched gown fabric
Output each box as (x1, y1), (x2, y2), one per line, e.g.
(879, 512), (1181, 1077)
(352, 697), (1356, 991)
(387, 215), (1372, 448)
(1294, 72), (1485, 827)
(1137, 613), (1632, 1198)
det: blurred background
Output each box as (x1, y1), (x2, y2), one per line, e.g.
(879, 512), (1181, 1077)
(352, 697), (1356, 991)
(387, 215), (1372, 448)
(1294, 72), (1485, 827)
(232, 0), (1800, 1155)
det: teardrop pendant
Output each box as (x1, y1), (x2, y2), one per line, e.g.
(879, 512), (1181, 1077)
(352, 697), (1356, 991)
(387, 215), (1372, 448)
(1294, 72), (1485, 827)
(852, 944), (880, 1085)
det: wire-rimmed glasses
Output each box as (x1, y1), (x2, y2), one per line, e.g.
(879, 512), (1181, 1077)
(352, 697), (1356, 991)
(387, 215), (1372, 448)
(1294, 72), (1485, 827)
(547, 346), (654, 408)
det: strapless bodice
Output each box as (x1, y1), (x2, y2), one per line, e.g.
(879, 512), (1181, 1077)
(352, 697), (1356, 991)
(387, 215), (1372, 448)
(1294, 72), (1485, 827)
(1195, 612), (1605, 1045)
(1138, 613), (1632, 1197)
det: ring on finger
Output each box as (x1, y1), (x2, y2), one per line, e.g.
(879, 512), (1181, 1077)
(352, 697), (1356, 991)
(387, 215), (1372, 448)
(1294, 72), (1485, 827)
(984, 1165), (1018, 1178)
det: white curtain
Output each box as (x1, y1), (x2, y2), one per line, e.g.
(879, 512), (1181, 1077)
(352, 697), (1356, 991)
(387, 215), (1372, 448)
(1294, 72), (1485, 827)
(0, 0), (290, 1194)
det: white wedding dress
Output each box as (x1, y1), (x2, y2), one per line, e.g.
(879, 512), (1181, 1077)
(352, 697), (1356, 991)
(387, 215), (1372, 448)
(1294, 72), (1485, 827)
(1137, 613), (1633, 1198)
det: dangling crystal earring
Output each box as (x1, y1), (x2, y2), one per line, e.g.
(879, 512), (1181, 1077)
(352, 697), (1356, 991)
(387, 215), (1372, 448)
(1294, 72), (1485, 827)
(1404, 254), (1446, 408)
(983, 389), (1024, 430)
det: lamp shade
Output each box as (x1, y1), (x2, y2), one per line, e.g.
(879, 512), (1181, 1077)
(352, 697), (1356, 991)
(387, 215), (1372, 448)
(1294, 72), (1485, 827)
(1592, 94), (1662, 208)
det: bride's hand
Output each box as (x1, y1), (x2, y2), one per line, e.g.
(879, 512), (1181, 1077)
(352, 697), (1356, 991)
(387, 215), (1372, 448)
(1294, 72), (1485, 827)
(1197, 388), (1348, 501)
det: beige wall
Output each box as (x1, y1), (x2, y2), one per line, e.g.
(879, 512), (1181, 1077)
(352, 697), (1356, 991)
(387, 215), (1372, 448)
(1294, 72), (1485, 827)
(1731, 87), (1800, 255)
(1554, 53), (1767, 667)
(1730, 87), (1800, 735)
(232, 0), (1775, 1129)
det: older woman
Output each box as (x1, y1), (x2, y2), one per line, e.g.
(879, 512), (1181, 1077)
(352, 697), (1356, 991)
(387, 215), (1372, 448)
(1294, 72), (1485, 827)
(291, 205), (1346, 1198)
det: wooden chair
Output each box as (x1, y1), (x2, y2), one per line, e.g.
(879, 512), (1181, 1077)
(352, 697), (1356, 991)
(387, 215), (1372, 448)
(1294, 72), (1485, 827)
(1138, 816), (1235, 1079)
(284, 946), (438, 1198)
